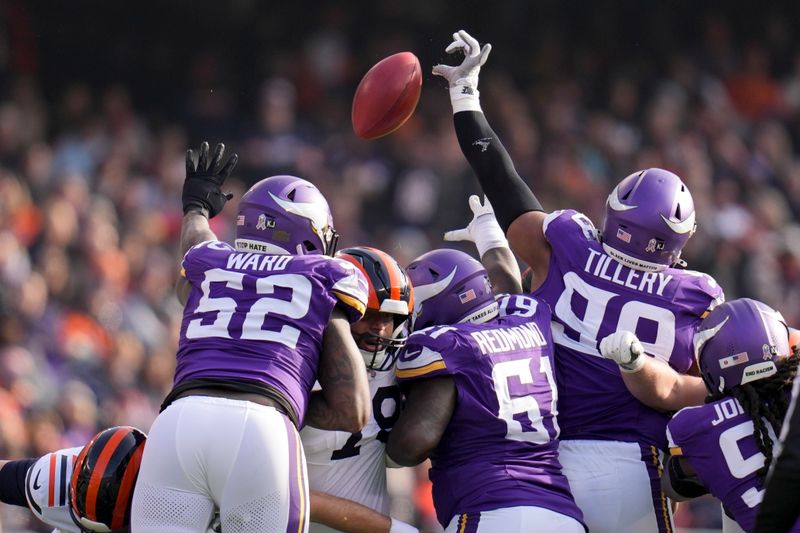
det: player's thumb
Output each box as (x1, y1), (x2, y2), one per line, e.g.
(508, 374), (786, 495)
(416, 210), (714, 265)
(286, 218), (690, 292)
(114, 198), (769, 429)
(432, 64), (451, 78)
(444, 228), (472, 242)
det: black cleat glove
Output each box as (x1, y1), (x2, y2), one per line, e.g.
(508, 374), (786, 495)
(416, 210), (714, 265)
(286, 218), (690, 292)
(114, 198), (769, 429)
(182, 141), (238, 218)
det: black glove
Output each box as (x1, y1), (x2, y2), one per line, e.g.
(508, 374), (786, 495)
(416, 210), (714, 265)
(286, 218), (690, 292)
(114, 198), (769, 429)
(182, 141), (238, 218)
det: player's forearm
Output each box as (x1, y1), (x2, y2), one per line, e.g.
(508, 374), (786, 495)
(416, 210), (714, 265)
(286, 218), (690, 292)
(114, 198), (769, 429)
(310, 490), (392, 533)
(453, 111), (543, 232)
(180, 210), (217, 257)
(620, 357), (707, 412)
(0, 458), (37, 507)
(480, 247), (522, 295)
(307, 312), (371, 432)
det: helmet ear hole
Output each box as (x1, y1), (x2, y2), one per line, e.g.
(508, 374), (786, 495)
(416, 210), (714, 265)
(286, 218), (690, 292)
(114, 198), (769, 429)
(303, 240), (318, 252)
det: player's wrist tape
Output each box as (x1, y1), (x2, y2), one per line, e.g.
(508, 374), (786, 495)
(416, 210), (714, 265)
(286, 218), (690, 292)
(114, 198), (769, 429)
(474, 217), (509, 257)
(449, 83), (482, 114)
(389, 518), (419, 533)
(619, 354), (646, 373)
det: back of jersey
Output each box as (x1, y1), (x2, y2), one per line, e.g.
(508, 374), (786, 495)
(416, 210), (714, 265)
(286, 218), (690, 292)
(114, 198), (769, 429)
(396, 294), (581, 526)
(176, 240), (368, 425)
(534, 210), (723, 448)
(667, 400), (800, 532)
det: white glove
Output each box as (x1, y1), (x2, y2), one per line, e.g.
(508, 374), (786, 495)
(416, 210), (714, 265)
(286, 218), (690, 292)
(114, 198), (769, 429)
(432, 30), (492, 113)
(444, 195), (508, 257)
(389, 517), (419, 533)
(599, 331), (646, 373)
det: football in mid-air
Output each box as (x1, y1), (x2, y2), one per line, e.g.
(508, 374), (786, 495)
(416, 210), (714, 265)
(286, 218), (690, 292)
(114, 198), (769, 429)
(352, 51), (422, 140)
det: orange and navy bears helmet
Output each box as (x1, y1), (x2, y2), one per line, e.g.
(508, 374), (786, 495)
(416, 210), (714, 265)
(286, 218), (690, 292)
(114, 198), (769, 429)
(337, 246), (414, 370)
(70, 426), (146, 532)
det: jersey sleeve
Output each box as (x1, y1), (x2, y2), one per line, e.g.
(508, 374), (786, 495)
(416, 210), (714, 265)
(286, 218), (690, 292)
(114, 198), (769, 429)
(325, 257), (369, 323)
(666, 407), (704, 457)
(25, 447), (82, 533)
(676, 269), (725, 319)
(543, 209), (599, 248)
(395, 328), (456, 382)
(497, 293), (550, 321)
(180, 240), (235, 279)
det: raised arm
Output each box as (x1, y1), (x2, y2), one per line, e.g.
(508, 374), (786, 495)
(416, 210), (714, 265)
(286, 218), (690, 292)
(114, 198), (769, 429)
(305, 307), (371, 433)
(386, 376), (456, 466)
(433, 31), (550, 287)
(176, 141), (238, 304)
(600, 331), (708, 411)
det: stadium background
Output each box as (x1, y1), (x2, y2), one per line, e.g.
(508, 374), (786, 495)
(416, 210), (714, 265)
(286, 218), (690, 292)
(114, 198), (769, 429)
(1, 0), (799, 531)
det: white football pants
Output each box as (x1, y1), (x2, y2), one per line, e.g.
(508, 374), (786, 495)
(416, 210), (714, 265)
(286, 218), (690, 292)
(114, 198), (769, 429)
(131, 395), (309, 533)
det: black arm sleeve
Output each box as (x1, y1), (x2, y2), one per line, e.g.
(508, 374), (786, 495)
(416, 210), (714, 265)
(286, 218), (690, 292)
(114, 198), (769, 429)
(664, 455), (709, 499)
(0, 458), (37, 507)
(754, 402), (800, 533)
(453, 111), (543, 232)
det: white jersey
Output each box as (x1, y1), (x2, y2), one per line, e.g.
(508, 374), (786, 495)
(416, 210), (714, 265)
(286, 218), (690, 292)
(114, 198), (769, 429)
(24, 447), (83, 533)
(301, 368), (401, 531)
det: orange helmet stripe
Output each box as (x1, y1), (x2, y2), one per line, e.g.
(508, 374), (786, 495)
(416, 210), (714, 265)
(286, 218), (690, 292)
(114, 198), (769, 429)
(367, 247), (403, 302)
(111, 440), (145, 529)
(71, 438), (93, 514)
(339, 254), (379, 309)
(85, 427), (128, 521)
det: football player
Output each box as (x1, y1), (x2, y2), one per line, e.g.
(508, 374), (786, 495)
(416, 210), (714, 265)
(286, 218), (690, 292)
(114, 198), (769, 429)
(0, 426), (420, 533)
(436, 30), (724, 532)
(657, 299), (800, 532)
(300, 246), (419, 533)
(131, 142), (372, 533)
(0, 426), (146, 533)
(387, 248), (585, 533)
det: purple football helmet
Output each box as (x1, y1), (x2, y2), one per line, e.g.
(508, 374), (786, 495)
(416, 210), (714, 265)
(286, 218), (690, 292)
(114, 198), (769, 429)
(695, 298), (791, 394)
(406, 249), (497, 331)
(601, 168), (696, 271)
(235, 175), (338, 255)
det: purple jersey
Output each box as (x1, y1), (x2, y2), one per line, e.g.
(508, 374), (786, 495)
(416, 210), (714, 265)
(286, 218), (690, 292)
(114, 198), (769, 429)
(533, 210), (724, 448)
(176, 240), (369, 425)
(667, 400), (800, 532)
(396, 294), (584, 528)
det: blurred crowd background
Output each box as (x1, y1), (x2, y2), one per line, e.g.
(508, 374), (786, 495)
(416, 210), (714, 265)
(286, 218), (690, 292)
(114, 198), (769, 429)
(1, 1), (799, 531)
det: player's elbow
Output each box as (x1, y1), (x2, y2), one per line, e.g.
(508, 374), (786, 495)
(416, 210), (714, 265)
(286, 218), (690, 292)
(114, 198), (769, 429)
(338, 390), (371, 433)
(387, 431), (434, 467)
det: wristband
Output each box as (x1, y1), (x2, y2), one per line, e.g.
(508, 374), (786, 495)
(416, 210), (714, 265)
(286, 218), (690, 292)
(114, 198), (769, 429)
(449, 82), (482, 114)
(473, 215), (509, 257)
(389, 517), (419, 533)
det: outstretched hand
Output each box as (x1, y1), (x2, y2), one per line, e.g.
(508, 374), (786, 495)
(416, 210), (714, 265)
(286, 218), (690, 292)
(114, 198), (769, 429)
(182, 141), (238, 218)
(432, 30), (492, 89)
(444, 194), (508, 257)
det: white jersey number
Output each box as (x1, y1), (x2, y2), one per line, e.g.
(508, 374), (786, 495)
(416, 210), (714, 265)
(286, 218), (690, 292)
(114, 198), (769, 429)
(186, 268), (312, 349)
(492, 356), (559, 444)
(714, 398), (773, 509)
(552, 271), (676, 360)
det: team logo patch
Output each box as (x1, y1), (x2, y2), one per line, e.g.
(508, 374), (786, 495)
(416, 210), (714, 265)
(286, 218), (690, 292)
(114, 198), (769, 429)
(719, 352), (749, 368)
(459, 288), (477, 304)
(616, 228), (632, 243)
(236, 215), (245, 226)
